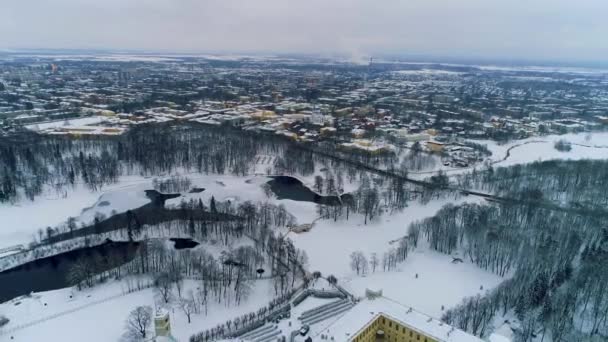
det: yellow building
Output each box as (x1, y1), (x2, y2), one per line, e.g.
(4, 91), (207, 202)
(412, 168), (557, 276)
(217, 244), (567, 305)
(426, 141), (445, 153)
(155, 309), (171, 337)
(351, 313), (439, 342)
(318, 296), (484, 342)
(251, 110), (277, 121)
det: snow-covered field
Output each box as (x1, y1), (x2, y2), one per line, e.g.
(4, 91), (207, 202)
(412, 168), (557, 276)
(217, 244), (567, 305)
(481, 131), (608, 167)
(0, 175), (154, 249)
(286, 197), (480, 277)
(0, 278), (276, 342)
(25, 116), (108, 130)
(342, 243), (503, 318)
(407, 131), (608, 179)
(0, 166), (356, 250)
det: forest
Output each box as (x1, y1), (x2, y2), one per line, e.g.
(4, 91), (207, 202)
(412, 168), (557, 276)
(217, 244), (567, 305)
(412, 160), (608, 341)
(4, 122), (608, 341)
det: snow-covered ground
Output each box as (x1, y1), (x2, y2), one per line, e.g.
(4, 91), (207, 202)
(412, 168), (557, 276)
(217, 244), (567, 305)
(25, 116), (108, 131)
(0, 175), (154, 249)
(480, 131), (608, 167)
(0, 163), (362, 250)
(341, 243), (503, 318)
(407, 131), (608, 179)
(286, 197), (481, 277)
(0, 157), (510, 342)
(284, 196), (503, 322)
(0, 278), (276, 342)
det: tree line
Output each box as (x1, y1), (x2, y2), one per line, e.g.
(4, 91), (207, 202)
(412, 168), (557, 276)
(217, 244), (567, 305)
(408, 169), (608, 341)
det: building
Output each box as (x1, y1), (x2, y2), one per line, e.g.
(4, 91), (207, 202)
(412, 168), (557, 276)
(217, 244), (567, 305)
(396, 132), (431, 142)
(155, 309), (171, 337)
(320, 126), (337, 136)
(250, 110), (277, 121)
(341, 139), (396, 155)
(426, 141), (445, 153)
(319, 296), (485, 342)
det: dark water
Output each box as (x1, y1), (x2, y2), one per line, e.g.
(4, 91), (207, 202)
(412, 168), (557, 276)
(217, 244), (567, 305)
(266, 176), (351, 206)
(170, 238), (200, 250)
(0, 241), (139, 303)
(144, 190), (181, 207)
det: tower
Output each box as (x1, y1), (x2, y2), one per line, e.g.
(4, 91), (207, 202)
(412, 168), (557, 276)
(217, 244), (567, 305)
(154, 308), (171, 337)
(364, 57), (373, 89)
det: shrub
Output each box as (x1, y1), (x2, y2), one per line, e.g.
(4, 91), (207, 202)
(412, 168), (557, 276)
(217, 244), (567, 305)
(554, 139), (572, 152)
(0, 315), (9, 327)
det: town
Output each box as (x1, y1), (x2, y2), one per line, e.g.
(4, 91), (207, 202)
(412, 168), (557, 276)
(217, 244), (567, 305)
(2, 55), (608, 171)
(1, 53), (608, 342)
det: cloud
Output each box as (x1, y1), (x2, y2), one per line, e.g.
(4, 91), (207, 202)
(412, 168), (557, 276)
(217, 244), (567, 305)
(1, 0), (607, 62)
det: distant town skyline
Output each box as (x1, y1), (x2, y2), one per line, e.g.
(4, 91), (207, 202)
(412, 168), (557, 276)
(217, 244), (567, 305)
(2, 0), (607, 64)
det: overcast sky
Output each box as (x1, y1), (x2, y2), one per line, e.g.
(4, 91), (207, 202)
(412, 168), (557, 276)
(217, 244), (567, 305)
(1, 0), (607, 63)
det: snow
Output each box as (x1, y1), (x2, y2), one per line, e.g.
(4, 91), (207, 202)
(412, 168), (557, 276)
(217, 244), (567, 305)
(286, 197), (481, 277)
(0, 278), (277, 342)
(0, 170), (337, 250)
(78, 184), (152, 224)
(25, 116), (108, 130)
(273, 296), (338, 340)
(341, 244), (504, 318)
(310, 296), (484, 342)
(480, 131), (608, 167)
(476, 64), (608, 75)
(0, 175), (154, 249)
(407, 131), (608, 179)
(488, 322), (514, 342)
(393, 69), (465, 75)
(0, 162), (506, 342)
(489, 333), (512, 342)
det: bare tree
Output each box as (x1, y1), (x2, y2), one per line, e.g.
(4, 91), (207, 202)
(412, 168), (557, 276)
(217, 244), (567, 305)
(314, 175), (324, 193)
(0, 315), (9, 328)
(350, 251), (368, 275)
(124, 306), (152, 340)
(370, 253), (379, 273)
(155, 272), (172, 303)
(179, 297), (196, 324)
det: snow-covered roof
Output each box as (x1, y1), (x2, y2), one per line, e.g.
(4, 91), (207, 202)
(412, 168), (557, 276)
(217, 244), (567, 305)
(155, 308), (169, 319)
(319, 297), (484, 342)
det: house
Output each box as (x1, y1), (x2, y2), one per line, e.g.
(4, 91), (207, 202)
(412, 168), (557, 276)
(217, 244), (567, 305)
(250, 110), (277, 121)
(320, 127), (337, 136)
(426, 141), (445, 153)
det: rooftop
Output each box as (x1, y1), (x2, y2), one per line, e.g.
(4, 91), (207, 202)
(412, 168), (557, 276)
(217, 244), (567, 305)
(316, 296), (484, 342)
